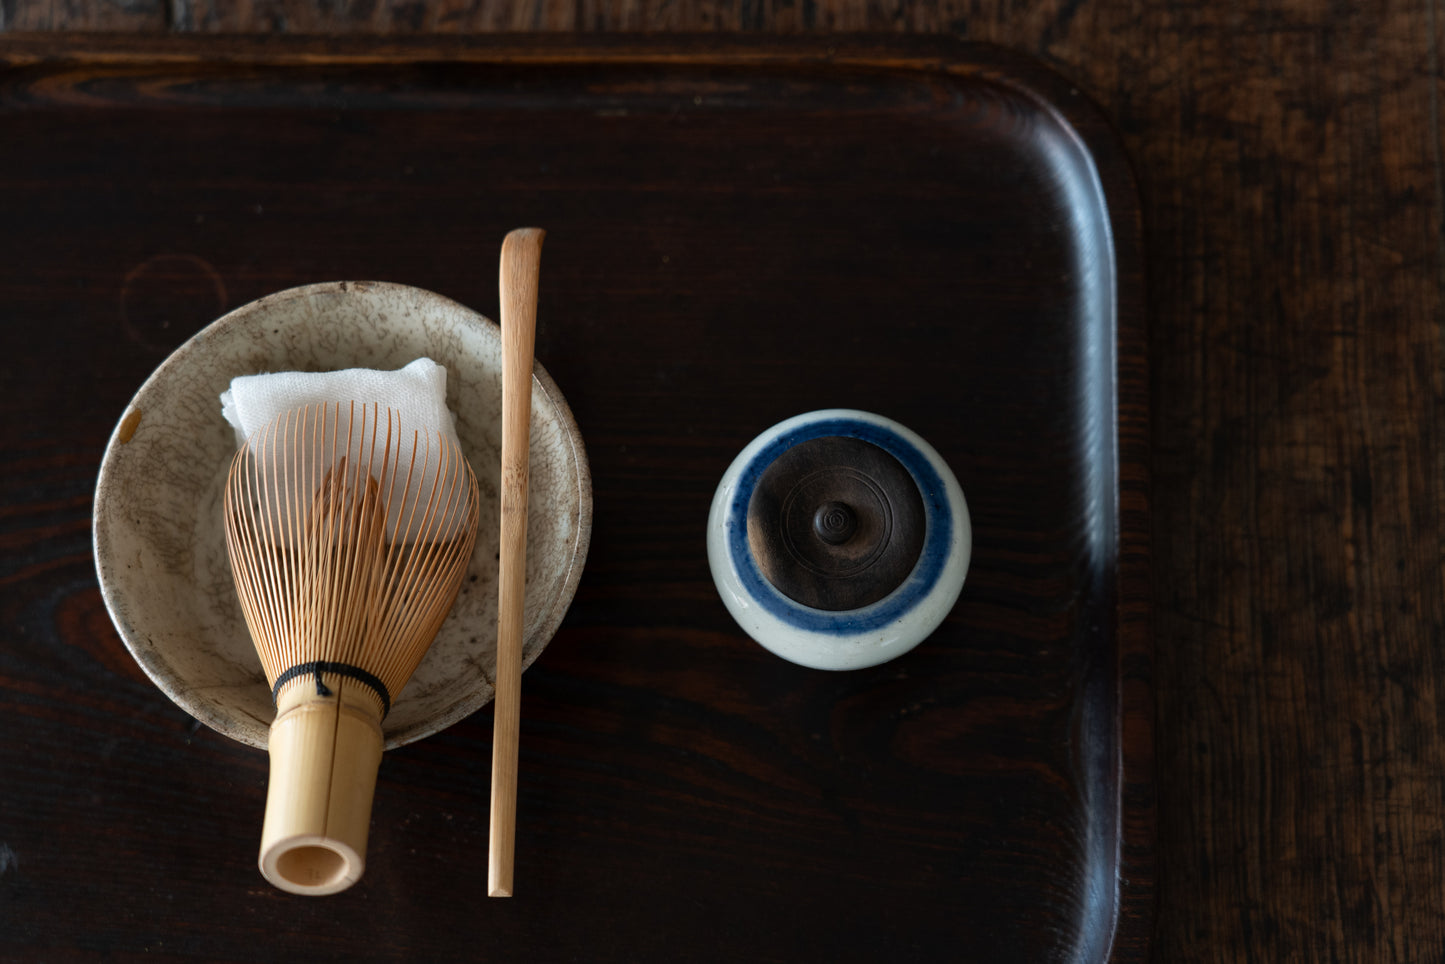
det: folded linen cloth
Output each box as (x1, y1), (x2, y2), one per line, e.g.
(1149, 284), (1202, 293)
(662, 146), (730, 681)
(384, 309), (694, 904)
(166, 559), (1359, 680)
(221, 357), (460, 451)
(220, 358), (470, 543)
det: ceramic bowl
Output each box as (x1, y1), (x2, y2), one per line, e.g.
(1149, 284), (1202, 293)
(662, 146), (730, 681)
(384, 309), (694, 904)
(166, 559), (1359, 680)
(94, 281), (592, 749)
(707, 409), (970, 670)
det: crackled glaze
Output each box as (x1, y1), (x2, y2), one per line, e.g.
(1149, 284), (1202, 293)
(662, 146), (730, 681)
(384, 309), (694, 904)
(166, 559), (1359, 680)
(94, 281), (593, 749)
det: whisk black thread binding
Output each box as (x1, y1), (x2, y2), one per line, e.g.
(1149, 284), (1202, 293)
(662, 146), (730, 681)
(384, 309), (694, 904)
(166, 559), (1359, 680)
(272, 661), (392, 718)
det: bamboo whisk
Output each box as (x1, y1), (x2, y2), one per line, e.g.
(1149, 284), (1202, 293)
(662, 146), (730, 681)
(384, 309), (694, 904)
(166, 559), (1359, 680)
(224, 401), (479, 896)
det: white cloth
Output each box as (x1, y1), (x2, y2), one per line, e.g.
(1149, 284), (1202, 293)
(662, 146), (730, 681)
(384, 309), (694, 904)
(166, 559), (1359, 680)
(221, 357), (460, 451)
(220, 358), (469, 543)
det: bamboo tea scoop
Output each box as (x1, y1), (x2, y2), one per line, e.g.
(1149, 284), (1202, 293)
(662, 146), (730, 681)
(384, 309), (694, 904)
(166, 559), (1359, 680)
(489, 227), (544, 897)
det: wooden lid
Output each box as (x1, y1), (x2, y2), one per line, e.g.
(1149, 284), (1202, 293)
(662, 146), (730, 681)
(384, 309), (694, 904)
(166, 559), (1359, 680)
(745, 435), (925, 611)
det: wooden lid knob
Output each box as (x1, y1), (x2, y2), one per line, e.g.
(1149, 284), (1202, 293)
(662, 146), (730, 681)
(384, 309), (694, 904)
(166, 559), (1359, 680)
(745, 435), (925, 611)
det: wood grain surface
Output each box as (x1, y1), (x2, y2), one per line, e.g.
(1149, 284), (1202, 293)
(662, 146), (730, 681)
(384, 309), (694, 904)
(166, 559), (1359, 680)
(0, 39), (1148, 963)
(1, 3), (1440, 964)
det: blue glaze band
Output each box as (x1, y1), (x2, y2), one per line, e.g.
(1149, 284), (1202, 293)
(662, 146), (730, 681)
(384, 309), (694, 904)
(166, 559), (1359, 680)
(726, 416), (953, 635)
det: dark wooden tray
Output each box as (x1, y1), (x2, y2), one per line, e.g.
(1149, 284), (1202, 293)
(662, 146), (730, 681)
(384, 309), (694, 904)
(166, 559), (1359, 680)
(0, 36), (1150, 964)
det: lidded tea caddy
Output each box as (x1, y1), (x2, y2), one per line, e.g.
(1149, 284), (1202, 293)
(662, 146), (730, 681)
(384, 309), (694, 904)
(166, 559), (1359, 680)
(707, 410), (971, 670)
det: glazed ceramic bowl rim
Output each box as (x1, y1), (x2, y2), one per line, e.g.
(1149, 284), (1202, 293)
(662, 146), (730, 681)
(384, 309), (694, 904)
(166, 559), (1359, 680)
(93, 280), (593, 749)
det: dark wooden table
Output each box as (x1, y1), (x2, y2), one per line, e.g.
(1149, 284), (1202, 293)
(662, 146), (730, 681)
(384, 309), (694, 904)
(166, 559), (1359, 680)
(2, 3), (1440, 963)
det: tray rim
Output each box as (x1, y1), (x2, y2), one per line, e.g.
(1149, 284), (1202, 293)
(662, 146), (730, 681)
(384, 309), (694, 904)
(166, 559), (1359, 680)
(0, 34), (1153, 963)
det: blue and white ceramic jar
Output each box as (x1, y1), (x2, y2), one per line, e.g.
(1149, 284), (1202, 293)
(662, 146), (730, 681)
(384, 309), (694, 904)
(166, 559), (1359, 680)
(707, 409), (971, 670)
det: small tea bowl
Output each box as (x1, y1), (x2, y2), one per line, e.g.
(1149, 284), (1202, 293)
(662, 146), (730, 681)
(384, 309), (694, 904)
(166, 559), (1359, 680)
(94, 281), (592, 749)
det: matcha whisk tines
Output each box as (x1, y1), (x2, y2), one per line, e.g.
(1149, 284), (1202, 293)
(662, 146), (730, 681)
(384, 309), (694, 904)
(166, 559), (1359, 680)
(224, 400), (480, 895)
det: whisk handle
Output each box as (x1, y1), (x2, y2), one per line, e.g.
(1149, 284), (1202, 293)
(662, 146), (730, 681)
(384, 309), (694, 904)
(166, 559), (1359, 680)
(259, 684), (383, 896)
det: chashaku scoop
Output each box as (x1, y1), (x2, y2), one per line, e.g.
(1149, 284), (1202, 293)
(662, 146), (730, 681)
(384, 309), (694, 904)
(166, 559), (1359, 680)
(707, 410), (971, 670)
